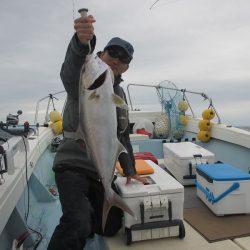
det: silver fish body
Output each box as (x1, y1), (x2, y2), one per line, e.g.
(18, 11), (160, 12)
(78, 54), (135, 230)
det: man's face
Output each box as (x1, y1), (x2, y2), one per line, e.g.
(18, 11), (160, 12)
(100, 47), (130, 76)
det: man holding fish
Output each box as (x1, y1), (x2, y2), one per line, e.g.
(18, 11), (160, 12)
(48, 11), (147, 250)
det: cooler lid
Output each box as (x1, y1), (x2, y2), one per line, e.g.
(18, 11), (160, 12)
(164, 142), (214, 160)
(197, 163), (250, 181)
(116, 160), (183, 198)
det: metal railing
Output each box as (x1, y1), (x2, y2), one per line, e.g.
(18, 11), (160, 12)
(34, 90), (66, 125)
(34, 82), (222, 126)
(126, 82), (221, 123)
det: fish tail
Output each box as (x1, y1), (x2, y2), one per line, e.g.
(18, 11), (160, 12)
(102, 188), (136, 231)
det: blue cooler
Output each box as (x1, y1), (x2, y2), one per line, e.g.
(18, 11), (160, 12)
(196, 163), (250, 215)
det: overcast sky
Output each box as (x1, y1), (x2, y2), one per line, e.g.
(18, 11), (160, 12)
(0, 0), (249, 126)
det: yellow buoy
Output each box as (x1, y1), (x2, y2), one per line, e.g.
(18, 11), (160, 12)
(202, 108), (215, 120)
(179, 114), (188, 125)
(49, 110), (62, 123)
(52, 120), (63, 135)
(198, 119), (212, 131)
(197, 130), (211, 142)
(178, 100), (189, 112)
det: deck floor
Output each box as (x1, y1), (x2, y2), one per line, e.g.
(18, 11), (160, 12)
(106, 222), (250, 250)
(105, 159), (250, 250)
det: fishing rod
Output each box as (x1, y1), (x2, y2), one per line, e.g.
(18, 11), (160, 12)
(150, 0), (160, 10)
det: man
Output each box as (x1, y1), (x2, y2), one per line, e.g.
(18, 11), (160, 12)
(48, 14), (146, 250)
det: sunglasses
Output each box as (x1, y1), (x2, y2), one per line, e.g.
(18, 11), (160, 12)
(106, 48), (131, 64)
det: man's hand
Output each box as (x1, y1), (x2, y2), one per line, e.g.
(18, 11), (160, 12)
(126, 174), (149, 185)
(74, 15), (96, 45)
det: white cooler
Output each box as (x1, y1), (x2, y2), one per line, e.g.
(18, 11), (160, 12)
(115, 160), (185, 245)
(196, 163), (250, 215)
(163, 142), (215, 185)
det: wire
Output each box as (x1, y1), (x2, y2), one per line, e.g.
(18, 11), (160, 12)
(20, 135), (43, 249)
(150, 0), (160, 10)
(15, 228), (43, 250)
(150, 0), (184, 10)
(28, 227), (43, 250)
(22, 136), (30, 222)
(0, 125), (44, 248)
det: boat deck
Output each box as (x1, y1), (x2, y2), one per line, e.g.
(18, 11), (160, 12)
(105, 160), (250, 250)
(1, 124), (250, 250)
(106, 223), (250, 250)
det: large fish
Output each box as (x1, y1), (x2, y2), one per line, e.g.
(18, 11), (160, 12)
(77, 54), (135, 230)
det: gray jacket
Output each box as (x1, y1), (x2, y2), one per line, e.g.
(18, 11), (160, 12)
(53, 34), (136, 177)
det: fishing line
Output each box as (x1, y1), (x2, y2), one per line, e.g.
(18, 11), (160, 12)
(72, 0), (75, 20)
(150, 0), (160, 10)
(150, 0), (184, 10)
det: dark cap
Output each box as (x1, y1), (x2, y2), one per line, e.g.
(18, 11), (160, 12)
(104, 37), (134, 60)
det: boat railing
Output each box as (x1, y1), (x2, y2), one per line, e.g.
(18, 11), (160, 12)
(126, 82), (221, 124)
(34, 90), (66, 125)
(34, 82), (222, 126)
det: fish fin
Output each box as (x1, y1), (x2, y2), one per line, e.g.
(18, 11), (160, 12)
(102, 188), (136, 231)
(88, 90), (100, 100)
(112, 94), (129, 110)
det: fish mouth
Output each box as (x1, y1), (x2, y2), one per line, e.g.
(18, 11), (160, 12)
(88, 70), (107, 90)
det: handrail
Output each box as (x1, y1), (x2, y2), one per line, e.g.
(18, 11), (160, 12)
(126, 82), (221, 123)
(34, 90), (66, 125)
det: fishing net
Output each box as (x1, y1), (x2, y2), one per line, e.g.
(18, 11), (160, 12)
(155, 80), (185, 139)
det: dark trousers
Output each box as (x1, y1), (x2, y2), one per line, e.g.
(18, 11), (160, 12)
(47, 169), (122, 250)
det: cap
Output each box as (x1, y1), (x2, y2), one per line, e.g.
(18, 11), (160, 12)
(104, 37), (134, 60)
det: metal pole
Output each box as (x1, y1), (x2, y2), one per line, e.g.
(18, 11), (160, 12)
(126, 83), (221, 123)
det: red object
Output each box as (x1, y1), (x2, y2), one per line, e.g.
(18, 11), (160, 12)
(136, 128), (152, 137)
(134, 152), (158, 165)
